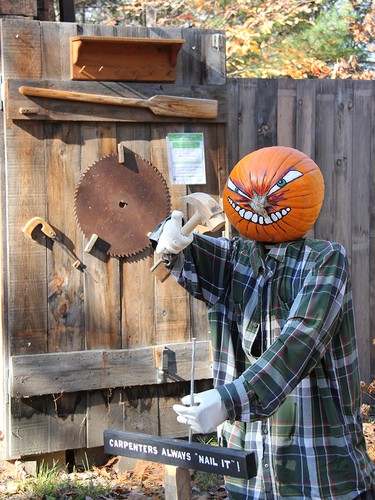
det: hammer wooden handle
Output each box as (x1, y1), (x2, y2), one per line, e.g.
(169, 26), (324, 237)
(150, 210), (225, 281)
(150, 212), (204, 281)
(180, 211), (202, 237)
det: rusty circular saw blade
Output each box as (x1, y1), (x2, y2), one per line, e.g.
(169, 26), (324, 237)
(74, 153), (170, 257)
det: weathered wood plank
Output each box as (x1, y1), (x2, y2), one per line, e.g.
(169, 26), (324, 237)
(277, 80), (297, 148)
(116, 123), (156, 349)
(225, 78), (258, 240)
(216, 124), (228, 195)
(256, 79), (278, 149)
(124, 385), (159, 436)
(238, 79), (258, 158)
(295, 79), (317, 239)
(158, 382), (191, 439)
(351, 82), (372, 385)
(2, 16), (46, 461)
(0, 1), (37, 18)
(1, 18), (42, 79)
(79, 122), (121, 350)
(180, 28), (203, 84)
(333, 80), (353, 255)
(10, 392), (87, 458)
(0, 71), (8, 455)
(226, 79), (239, 177)
(314, 80), (336, 241)
(150, 124), (190, 344)
(186, 122), (223, 341)
(6, 79), (227, 123)
(2, 20), (46, 353)
(40, 21), (78, 80)
(370, 84), (375, 380)
(296, 79), (316, 159)
(44, 122), (85, 353)
(76, 20), (120, 441)
(11, 341), (213, 397)
(113, 25), (149, 41)
(6, 125), (47, 355)
(201, 32), (226, 85)
(86, 388), (124, 448)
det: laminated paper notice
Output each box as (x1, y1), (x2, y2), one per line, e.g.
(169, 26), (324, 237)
(166, 133), (206, 185)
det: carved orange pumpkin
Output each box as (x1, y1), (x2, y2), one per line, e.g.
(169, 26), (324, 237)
(222, 146), (324, 242)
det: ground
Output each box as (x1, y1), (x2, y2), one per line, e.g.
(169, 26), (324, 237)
(0, 423), (374, 498)
(0, 453), (228, 499)
(364, 422), (375, 461)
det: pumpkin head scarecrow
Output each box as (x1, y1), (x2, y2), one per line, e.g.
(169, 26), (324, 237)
(151, 146), (375, 499)
(222, 146), (324, 242)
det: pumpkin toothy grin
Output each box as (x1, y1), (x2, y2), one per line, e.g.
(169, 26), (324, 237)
(227, 197), (291, 225)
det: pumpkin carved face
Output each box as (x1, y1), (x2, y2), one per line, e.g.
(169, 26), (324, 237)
(222, 146), (324, 242)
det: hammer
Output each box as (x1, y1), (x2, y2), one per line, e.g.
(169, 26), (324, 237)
(150, 193), (225, 281)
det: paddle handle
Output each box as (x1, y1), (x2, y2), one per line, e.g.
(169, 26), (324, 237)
(19, 86), (147, 108)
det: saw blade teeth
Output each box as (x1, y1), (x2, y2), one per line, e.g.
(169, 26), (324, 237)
(108, 243), (151, 259)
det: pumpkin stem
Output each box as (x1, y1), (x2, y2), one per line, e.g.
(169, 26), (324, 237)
(250, 193), (271, 218)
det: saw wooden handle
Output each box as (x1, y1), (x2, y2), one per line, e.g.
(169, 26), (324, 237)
(18, 86), (218, 119)
(22, 216), (56, 239)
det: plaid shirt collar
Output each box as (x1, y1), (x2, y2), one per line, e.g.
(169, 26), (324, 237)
(248, 240), (293, 276)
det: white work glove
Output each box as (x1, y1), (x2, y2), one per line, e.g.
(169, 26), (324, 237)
(156, 210), (193, 254)
(173, 389), (228, 434)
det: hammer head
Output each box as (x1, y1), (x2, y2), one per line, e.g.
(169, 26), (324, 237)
(181, 193), (225, 231)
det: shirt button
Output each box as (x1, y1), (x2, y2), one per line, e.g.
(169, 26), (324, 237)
(264, 463), (269, 469)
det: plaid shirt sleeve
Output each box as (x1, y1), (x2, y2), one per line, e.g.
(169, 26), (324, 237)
(170, 232), (234, 306)
(217, 242), (350, 422)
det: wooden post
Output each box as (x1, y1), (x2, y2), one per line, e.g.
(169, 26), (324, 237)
(59, 0), (75, 22)
(164, 465), (191, 500)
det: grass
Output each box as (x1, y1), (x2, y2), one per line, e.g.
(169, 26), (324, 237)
(193, 469), (224, 492)
(2, 449), (225, 499)
(7, 456), (116, 499)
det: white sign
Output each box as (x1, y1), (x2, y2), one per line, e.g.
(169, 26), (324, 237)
(166, 133), (206, 185)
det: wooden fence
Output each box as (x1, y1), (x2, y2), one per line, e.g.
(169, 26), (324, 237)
(226, 77), (375, 387)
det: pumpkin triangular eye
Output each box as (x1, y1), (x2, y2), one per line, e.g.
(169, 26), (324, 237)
(227, 178), (252, 200)
(268, 170), (303, 195)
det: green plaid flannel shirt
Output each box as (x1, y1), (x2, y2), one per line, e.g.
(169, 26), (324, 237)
(166, 233), (375, 499)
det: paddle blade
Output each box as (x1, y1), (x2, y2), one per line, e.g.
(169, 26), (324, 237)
(147, 95), (218, 119)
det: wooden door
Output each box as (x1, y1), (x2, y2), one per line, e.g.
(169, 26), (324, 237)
(1, 18), (227, 459)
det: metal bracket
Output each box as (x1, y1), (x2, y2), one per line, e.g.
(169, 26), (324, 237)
(154, 346), (170, 383)
(0, 76), (4, 111)
(211, 33), (224, 50)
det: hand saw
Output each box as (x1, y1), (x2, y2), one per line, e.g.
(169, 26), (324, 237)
(18, 86), (218, 119)
(22, 217), (97, 282)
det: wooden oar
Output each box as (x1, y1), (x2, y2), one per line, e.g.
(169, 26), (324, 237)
(18, 86), (218, 119)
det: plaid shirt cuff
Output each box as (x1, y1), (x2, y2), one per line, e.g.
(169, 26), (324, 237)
(216, 375), (255, 421)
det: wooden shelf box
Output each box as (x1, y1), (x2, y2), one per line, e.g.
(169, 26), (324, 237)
(70, 36), (185, 82)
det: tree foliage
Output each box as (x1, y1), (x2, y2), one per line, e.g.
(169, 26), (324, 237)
(73, 0), (375, 79)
